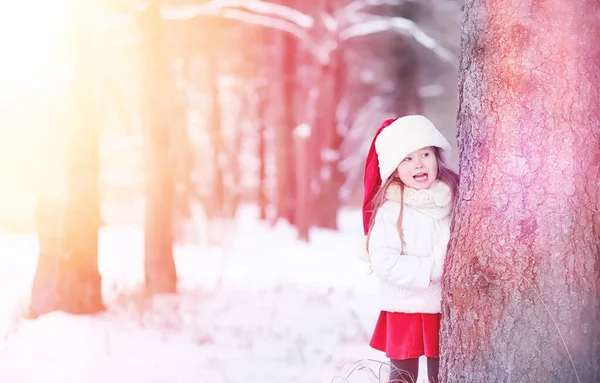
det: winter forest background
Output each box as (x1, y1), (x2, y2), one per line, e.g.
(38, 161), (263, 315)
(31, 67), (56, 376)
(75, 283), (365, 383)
(0, 0), (461, 382)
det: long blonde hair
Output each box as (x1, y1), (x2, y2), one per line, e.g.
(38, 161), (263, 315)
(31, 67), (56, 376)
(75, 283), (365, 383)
(366, 147), (459, 251)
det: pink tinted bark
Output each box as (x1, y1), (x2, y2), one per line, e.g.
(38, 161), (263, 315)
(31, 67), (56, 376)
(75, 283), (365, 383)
(441, 1), (600, 382)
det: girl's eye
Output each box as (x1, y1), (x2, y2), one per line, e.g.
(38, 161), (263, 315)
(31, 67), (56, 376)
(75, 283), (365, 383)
(403, 157), (412, 161)
(422, 152), (430, 158)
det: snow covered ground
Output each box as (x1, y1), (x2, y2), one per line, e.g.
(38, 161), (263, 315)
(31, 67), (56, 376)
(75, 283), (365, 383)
(0, 207), (429, 383)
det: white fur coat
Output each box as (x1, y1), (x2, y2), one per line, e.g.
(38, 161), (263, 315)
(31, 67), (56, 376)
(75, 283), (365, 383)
(366, 182), (452, 313)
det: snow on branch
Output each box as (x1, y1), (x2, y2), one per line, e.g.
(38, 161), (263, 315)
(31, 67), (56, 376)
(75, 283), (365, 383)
(98, 1), (313, 44)
(339, 15), (457, 66)
(96, 0), (457, 70)
(219, 9), (309, 41)
(161, 0), (313, 29)
(320, 12), (338, 32)
(335, 0), (406, 23)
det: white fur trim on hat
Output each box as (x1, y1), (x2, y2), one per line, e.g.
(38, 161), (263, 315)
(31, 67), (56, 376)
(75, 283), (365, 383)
(374, 115), (451, 183)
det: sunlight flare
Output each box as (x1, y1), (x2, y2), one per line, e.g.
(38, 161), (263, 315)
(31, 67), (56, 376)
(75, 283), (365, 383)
(0, 0), (77, 230)
(0, 0), (75, 97)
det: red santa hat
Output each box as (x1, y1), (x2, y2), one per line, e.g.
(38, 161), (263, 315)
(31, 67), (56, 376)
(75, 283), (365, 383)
(362, 118), (396, 235)
(362, 115), (451, 235)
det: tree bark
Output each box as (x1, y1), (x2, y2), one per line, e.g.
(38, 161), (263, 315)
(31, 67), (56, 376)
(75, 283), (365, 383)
(441, 1), (600, 382)
(257, 82), (268, 220)
(140, 0), (177, 295)
(314, 50), (345, 229)
(30, 1), (104, 318)
(281, 31), (298, 225)
(270, 26), (296, 225)
(206, 54), (227, 218)
(293, 127), (310, 242)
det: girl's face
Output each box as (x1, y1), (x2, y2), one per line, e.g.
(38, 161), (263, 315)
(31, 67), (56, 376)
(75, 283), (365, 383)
(396, 146), (438, 190)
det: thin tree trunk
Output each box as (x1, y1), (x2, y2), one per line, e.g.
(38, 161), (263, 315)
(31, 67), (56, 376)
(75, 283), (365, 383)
(441, 1), (600, 382)
(270, 26), (296, 225)
(293, 126), (310, 241)
(230, 119), (242, 218)
(140, 0), (177, 295)
(393, 48), (421, 116)
(281, 32), (297, 225)
(170, 58), (194, 228)
(294, 48), (315, 240)
(207, 54), (225, 217)
(315, 48), (345, 229)
(30, 1), (104, 318)
(292, 38), (318, 238)
(257, 85), (268, 220)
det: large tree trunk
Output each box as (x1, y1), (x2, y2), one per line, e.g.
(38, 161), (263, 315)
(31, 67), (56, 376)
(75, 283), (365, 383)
(441, 1), (600, 382)
(140, 0), (177, 295)
(30, 1), (104, 318)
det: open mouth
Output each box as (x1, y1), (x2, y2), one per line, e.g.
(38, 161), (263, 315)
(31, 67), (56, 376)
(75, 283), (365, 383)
(413, 172), (429, 182)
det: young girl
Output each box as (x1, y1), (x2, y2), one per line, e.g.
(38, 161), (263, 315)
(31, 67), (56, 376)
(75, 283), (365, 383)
(361, 115), (458, 383)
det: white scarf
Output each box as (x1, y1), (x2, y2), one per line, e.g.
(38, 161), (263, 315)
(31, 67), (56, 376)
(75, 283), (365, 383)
(385, 180), (452, 219)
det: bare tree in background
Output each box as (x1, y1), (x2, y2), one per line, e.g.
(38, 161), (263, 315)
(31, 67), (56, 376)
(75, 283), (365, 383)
(207, 53), (226, 217)
(255, 27), (271, 220)
(30, 1), (104, 318)
(139, 0), (177, 294)
(442, 1), (600, 382)
(313, 42), (346, 229)
(95, 0), (460, 242)
(271, 22), (297, 226)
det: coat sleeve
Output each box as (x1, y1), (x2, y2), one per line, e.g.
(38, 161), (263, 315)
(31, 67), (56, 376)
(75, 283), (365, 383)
(368, 201), (433, 289)
(429, 221), (450, 282)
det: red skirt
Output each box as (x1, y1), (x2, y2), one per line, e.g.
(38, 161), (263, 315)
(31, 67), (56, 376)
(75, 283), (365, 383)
(369, 311), (441, 360)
